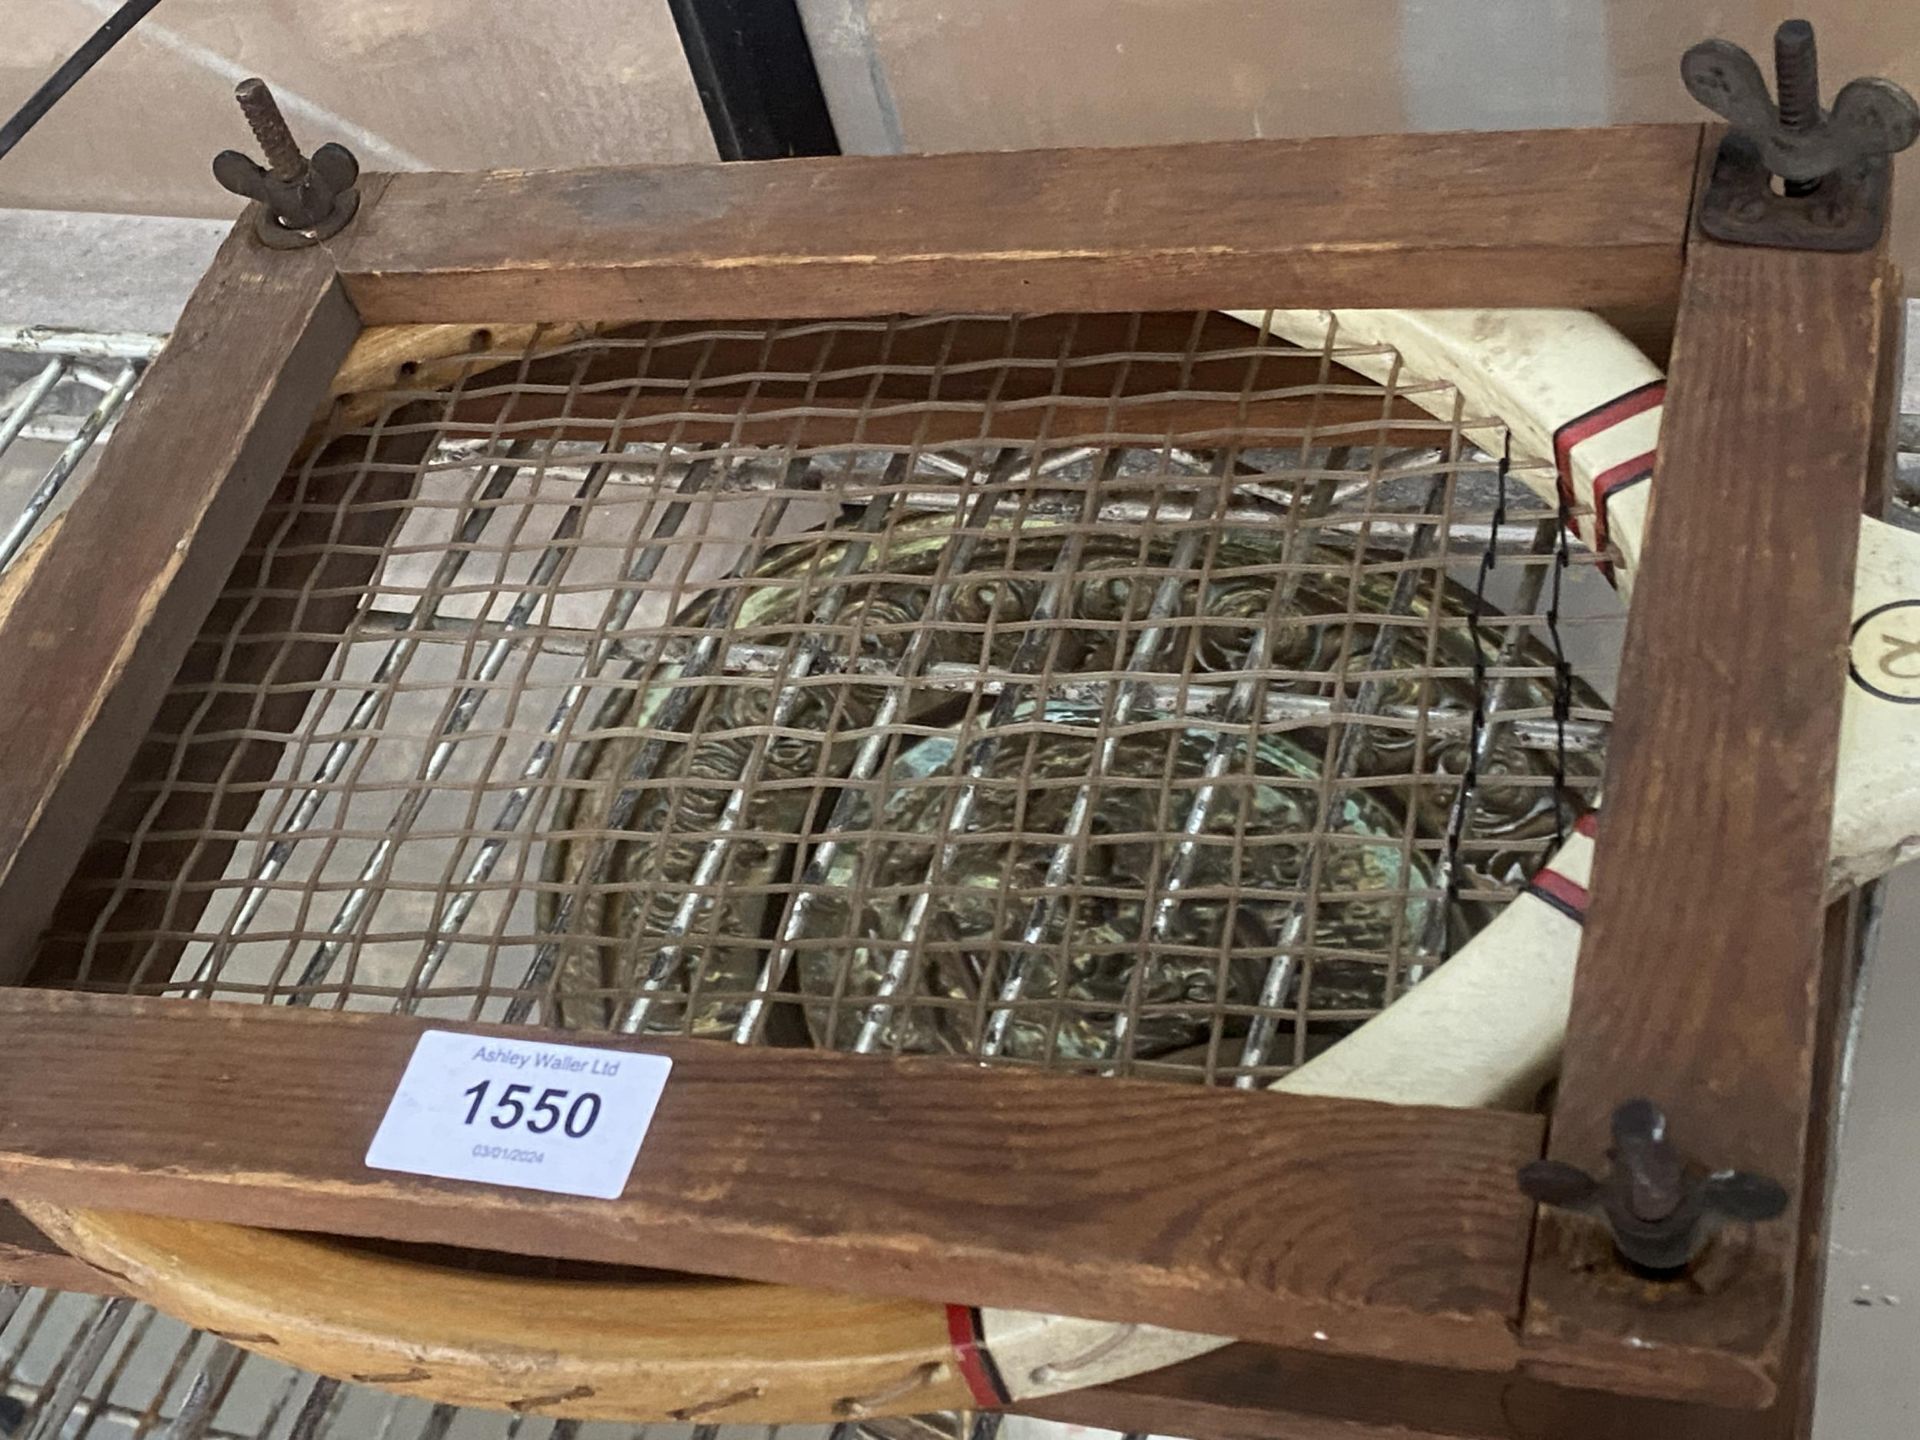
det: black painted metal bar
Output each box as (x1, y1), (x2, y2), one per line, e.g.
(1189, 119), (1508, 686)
(666, 0), (841, 160)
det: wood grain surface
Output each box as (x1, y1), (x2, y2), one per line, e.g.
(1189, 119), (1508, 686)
(1021, 1339), (1797, 1440)
(0, 990), (1539, 1373)
(0, 229), (357, 985)
(330, 127), (1701, 323)
(1519, 155), (1891, 1406)
(1041, 898), (1871, 1440)
(1767, 897), (1869, 1439)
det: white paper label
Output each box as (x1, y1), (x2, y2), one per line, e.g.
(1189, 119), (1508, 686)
(366, 1030), (671, 1199)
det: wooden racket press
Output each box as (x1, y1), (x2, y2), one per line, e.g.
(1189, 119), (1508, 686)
(0, 22), (1910, 1440)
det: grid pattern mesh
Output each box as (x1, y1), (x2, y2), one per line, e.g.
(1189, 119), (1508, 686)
(37, 312), (1622, 1087)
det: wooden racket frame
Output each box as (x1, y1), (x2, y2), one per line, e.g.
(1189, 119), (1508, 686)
(0, 125), (1899, 1438)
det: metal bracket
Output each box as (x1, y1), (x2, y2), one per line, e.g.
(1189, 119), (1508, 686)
(211, 79), (360, 250)
(1682, 20), (1919, 252)
(1518, 1099), (1789, 1274)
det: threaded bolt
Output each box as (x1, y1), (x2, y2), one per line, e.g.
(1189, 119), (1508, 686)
(234, 78), (305, 182)
(1774, 19), (1822, 195)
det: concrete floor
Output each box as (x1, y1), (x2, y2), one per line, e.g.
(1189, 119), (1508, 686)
(1, 212), (1917, 1436)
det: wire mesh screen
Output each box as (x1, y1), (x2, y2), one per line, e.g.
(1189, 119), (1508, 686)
(37, 312), (1622, 1090)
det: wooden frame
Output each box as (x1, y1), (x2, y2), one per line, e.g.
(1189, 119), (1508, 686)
(0, 991), (1540, 1368)
(1519, 159), (1889, 1408)
(0, 123), (1896, 1437)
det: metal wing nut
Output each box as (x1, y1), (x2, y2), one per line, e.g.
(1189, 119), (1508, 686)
(1682, 33), (1920, 184)
(1517, 1099), (1789, 1274)
(210, 79), (361, 248)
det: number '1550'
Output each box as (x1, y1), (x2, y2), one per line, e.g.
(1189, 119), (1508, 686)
(461, 1080), (602, 1138)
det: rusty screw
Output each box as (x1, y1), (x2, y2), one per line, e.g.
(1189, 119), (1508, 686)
(1774, 20), (1823, 196)
(212, 78), (360, 248)
(233, 77), (306, 183)
(1611, 1099), (1686, 1223)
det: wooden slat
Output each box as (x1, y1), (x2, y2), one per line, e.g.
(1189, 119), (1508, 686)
(1866, 267), (1910, 516)
(0, 1203), (115, 1295)
(333, 127), (1702, 323)
(1763, 308), (1902, 1440)
(0, 230), (358, 984)
(1041, 896), (1869, 1440)
(1519, 163), (1891, 1405)
(1768, 896), (1867, 1439)
(0, 990), (1539, 1373)
(1021, 1343), (1791, 1440)
(1755, 296), (1907, 1440)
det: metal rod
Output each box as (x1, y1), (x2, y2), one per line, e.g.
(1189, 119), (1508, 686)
(179, 449), (541, 990)
(410, 455), (721, 1014)
(0, 0), (168, 163)
(285, 454), (633, 995)
(1416, 518), (1560, 971)
(895, 488), (1552, 549)
(247, 1372), (305, 1440)
(0, 359), (68, 462)
(0, 361), (137, 569)
(110, 1320), (207, 1438)
(852, 452), (1121, 1051)
(349, 609), (1609, 753)
(0, 326), (164, 361)
(1117, 464), (1345, 1063)
(917, 444), (1099, 481)
(979, 455), (1230, 1056)
(734, 450), (1022, 1044)
(67, 365), (125, 395)
(0, 1291), (61, 1393)
(529, 464), (813, 1025)
(617, 472), (898, 1032)
(283, 1377), (343, 1440)
(1232, 472), (1454, 1085)
(154, 1339), (244, 1440)
(21, 1298), (132, 1440)
(1146, 466), (1342, 935)
(182, 441), (540, 990)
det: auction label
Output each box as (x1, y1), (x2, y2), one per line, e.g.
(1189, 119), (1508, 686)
(366, 1030), (671, 1199)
